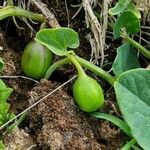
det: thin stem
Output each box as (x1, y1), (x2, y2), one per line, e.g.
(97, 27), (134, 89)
(75, 55), (115, 86)
(121, 139), (137, 150)
(121, 33), (150, 59)
(67, 54), (86, 77)
(7, 112), (28, 132)
(17, 112), (28, 126)
(44, 57), (70, 80)
(0, 6), (45, 22)
(0, 75), (39, 83)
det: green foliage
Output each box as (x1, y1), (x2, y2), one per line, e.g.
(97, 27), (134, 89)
(113, 11), (140, 39)
(114, 69), (150, 150)
(35, 27), (150, 149)
(3, 1), (150, 149)
(112, 44), (140, 76)
(0, 141), (5, 150)
(21, 40), (53, 79)
(121, 34), (150, 59)
(109, 1), (141, 19)
(35, 28), (79, 56)
(121, 139), (136, 150)
(126, 3), (141, 19)
(0, 79), (14, 126)
(36, 28), (104, 112)
(109, 0), (132, 15)
(0, 58), (4, 72)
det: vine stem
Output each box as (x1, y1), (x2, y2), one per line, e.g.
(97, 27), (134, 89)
(44, 57), (70, 79)
(121, 33), (150, 59)
(67, 54), (86, 77)
(121, 139), (137, 150)
(75, 55), (115, 86)
(44, 54), (115, 86)
(0, 6), (45, 22)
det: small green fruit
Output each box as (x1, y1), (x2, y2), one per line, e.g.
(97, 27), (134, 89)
(73, 75), (104, 112)
(21, 41), (53, 79)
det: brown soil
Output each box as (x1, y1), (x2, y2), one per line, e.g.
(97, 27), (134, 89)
(0, 0), (126, 149)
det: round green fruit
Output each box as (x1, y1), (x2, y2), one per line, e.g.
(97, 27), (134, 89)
(21, 41), (53, 79)
(73, 75), (104, 112)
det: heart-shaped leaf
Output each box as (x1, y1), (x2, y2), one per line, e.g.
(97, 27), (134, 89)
(113, 44), (140, 75)
(113, 11), (140, 39)
(109, 0), (131, 15)
(126, 3), (141, 19)
(114, 69), (150, 150)
(35, 27), (79, 56)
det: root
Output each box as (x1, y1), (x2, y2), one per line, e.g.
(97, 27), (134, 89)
(134, 0), (150, 24)
(82, 0), (104, 66)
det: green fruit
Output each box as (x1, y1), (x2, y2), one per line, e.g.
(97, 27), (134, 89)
(73, 75), (104, 112)
(21, 41), (53, 79)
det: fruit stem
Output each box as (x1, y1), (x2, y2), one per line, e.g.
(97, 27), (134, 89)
(67, 54), (86, 77)
(0, 6), (45, 22)
(75, 55), (115, 86)
(121, 32), (150, 59)
(44, 57), (70, 79)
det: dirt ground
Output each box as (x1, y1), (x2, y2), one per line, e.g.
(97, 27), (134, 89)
(0, 0), (134, 149)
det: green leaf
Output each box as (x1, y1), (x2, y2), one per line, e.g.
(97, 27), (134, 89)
(126, 3), (141, 19)
(0, 88), (13, 102)
(0, 80), (13, 102)
(91, 112), (132, 137)
(114, 69), (150, 150)
(0, 58), (4, 72)
(0, 103), (10, 126)
(121, 139), (137, 150)
(0, 80), (6, 89)
(113, 11), (140, 39)
(109, 0), (131, 15)
(0, 80), (13, 126)
(113, 44), (140, 75)
(35, 27), (79, 56)
(0, 141), (5, 150)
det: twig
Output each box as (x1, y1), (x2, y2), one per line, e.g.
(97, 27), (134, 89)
(102, 0), (109, 47)
(0, 75), (39, 83)
(31, 0), (60, 27)
(141, 31), (150, 37)
(136, 34), (150, 44)
(141, 26), (150, 30)
(65, 0), (70, 27)
(71, 3), (83, 19)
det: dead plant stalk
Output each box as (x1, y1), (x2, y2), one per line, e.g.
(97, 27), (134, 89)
(82, 0), (104, 66)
